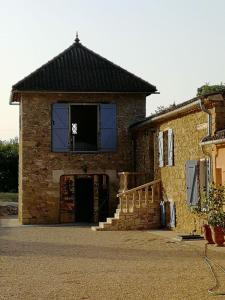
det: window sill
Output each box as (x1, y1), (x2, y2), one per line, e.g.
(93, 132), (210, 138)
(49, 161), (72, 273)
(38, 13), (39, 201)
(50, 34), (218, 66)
(51, 150), (117, 154)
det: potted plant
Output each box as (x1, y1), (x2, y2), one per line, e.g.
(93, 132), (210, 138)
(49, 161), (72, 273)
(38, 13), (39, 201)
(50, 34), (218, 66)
(198, 184), (225, 246)
(208, 211), (225, 246)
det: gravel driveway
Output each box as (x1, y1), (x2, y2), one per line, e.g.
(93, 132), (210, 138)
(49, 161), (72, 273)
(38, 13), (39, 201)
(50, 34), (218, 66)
(0, 226), (225, 300)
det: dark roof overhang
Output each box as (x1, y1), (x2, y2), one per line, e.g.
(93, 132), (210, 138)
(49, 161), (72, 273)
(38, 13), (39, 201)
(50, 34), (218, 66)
(10, 40), (157, 104)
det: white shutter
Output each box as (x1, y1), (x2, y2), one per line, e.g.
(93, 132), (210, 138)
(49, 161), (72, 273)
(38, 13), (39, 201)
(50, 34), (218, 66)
(168, 129), (173, 166)
(158, 131), (164, 167)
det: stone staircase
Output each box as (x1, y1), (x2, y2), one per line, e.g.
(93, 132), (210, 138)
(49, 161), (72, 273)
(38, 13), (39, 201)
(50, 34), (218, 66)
(91, 179), (161, 231)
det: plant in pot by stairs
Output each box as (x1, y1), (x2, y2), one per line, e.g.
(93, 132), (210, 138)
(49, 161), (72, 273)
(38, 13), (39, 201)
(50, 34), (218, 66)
(208, 211), (225, 247)
(200, 184), (225, 246)
(202, 184), (225, 246)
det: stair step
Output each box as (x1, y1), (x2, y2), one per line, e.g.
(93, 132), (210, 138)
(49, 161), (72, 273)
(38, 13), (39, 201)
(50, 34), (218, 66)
(91, 226), (100, 231)
(99, 222), (106, 228)
(107, 217), (117, 223)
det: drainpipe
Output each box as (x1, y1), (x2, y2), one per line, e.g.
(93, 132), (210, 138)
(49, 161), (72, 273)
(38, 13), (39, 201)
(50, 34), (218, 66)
(198, 99), (212, 185)
(198, 100), (212, 136)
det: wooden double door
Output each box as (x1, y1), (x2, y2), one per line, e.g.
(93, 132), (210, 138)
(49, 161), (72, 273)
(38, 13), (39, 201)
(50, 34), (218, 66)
(60, 174), (109, 223)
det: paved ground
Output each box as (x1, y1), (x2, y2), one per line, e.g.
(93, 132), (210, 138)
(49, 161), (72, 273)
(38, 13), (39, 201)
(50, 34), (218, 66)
(0, 225), (225, 300)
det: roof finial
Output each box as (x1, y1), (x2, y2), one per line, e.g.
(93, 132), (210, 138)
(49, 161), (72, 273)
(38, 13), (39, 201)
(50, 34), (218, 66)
(75, 31), (80, 44)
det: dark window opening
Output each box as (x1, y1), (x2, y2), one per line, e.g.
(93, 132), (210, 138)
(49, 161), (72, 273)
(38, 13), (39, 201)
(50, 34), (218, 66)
(71, 105), (98, 151)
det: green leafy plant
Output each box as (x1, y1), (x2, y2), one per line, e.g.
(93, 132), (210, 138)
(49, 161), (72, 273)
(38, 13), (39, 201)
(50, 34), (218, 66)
(208, 211), (225, 228)
(0, 138), (18, 192)
(199, 184), (225, 228)
(197, 83), (225, 97)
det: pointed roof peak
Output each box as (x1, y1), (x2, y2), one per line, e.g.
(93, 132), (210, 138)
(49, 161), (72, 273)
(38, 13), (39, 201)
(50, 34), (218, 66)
(75, 32), (80, 44)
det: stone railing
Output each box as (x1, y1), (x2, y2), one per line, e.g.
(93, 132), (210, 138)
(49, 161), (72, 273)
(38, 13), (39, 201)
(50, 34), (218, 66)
(118, 172), (151, 193)
(117, 179), (161, 213)
(92, 179), (161, 231)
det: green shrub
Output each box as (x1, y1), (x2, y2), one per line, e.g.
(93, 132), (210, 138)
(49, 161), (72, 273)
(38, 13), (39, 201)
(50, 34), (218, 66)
(0, 138), (18, 192)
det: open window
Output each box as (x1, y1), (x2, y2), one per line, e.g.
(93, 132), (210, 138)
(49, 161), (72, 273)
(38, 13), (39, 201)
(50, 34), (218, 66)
(51, 103), (117, 152)
(70, 105), (98, 151)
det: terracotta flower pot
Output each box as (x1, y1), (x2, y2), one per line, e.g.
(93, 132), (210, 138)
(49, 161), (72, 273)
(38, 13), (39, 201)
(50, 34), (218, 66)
(202, 224), (214, 244)
(210, 226), (225, 247)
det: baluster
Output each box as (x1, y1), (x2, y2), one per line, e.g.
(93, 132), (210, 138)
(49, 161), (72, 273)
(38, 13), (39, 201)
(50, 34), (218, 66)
(145, 187), (148, 206)
(121, 195), (124, 212)
(157, 182), (161, 201)
(119, 196), (122, 210)
(138, 190), (141, 207)
(132, 192), (135, 211)
(125, 195), (128, 212)
(151, 185), (155, 203)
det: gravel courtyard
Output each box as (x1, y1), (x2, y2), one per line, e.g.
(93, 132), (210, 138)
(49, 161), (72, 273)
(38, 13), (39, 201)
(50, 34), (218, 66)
(0, 226), (225, 300)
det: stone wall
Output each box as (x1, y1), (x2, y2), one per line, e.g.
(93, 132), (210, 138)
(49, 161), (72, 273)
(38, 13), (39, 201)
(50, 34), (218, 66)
(133, 128), (155, 182)
(19, 92), (146, 224)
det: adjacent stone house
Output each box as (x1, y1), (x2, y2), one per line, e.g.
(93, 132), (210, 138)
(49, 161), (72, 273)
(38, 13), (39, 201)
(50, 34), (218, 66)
(10, 37), (157, 225)
(127, 92), (225, 233)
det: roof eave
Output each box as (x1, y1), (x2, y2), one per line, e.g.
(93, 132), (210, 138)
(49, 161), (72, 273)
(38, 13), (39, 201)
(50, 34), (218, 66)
(130, 99), (202, 131)
(10, 89), (157, 104)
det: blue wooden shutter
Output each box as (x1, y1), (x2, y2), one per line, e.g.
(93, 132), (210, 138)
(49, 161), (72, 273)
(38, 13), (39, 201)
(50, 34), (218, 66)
(186, 160), (199, 206)
(158, 132), (164, 167)
(168, 129), (173, 166)
(52, 103), (69, 152)
(100, 104), (116, 151)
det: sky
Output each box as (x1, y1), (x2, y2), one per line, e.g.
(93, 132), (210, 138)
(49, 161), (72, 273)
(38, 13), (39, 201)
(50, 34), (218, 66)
(1, 0), (225, 140)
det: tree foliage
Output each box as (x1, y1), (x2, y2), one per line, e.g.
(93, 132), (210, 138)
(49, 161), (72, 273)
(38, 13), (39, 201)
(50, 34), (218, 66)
(0, 137), (18, 192)
(197, 83), (225, 97)
(153, 102), (176, 115)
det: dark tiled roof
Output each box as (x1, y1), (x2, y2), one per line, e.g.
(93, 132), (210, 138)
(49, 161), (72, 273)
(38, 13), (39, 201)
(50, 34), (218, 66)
(201, 129), (225, 143)
(12, 39), (157, 96)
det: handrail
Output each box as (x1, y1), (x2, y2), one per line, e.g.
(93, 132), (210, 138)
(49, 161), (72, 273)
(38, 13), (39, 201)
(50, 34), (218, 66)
(117, 179), (161, 197)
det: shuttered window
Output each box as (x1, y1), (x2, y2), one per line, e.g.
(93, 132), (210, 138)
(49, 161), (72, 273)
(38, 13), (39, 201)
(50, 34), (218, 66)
(158, 129), (174, 167)
(186, 160), (199, 206)
(51, 103), (117, 152)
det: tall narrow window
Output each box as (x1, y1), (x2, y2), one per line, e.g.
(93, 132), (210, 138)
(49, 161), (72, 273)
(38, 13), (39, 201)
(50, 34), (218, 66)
(158, 129), (174, 167)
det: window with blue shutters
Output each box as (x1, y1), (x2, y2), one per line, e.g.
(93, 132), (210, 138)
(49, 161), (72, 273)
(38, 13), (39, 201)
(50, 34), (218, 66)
(51, 103), (117, 152)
